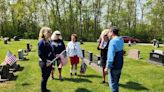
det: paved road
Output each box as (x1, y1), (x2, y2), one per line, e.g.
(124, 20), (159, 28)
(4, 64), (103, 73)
(125, 43), (164, 46)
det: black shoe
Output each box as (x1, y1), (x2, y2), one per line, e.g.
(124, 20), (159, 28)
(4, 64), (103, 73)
(75, 73), (77, 75)
(101, 81), (105, 84)
(59, 76), (63, 81)
(46, 89), (51, 92)
(70, 73), (73, 76)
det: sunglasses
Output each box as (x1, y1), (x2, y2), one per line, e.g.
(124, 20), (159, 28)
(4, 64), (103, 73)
(104, 35), (107, 36)
(56, 34), (61, 35)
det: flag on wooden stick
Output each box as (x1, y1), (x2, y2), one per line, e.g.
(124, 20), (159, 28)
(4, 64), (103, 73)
(58, 50), (68, 68)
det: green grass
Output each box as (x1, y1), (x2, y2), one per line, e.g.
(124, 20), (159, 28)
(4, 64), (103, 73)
(0, 39), (164, 92)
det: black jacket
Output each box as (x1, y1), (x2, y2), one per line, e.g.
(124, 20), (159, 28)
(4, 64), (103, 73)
(51, 39), (65, 54)
(97, 40), (110, 61)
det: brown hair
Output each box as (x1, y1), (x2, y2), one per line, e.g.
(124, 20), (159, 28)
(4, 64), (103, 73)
(71, 34), (78, 42)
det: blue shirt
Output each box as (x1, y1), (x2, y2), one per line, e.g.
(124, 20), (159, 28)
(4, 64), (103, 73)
(106, 36), (124, 69)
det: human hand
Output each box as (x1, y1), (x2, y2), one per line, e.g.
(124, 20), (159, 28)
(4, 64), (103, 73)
(56, 54), (59, 57)
(46, 60), (52, 67)
(104, 67), (108, 73)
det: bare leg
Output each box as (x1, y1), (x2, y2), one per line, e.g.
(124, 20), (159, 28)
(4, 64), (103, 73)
(74, 64), (77, 75)
(58, 68), (63, 80)
(102, 66), (106, 83)
(70, 64), (73, 76)
(51, 68), (55, 79)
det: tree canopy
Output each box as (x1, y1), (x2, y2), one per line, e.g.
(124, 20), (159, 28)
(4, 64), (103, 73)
(0, 0), (163, 42)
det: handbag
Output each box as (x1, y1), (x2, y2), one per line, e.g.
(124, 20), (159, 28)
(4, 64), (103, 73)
(80, 62), (87, 74)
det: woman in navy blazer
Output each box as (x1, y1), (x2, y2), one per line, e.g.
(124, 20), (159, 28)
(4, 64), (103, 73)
(38, 27), (54, 92)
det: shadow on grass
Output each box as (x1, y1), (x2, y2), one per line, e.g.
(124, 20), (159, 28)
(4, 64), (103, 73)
(119, 81), (149, 91)
(64, 77), (92, 83)
(77, 74), (101, 78)
(21, 82), (31, 86)
(75, 88), (91, 92)
(17, 66), (24, 71)
(12, 66), (24, 72)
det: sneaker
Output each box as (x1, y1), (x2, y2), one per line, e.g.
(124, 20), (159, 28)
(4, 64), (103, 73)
(75, 73), (77, 76)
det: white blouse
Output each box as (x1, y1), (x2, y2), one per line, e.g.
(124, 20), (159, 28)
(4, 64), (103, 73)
(66, 41), (83, 58)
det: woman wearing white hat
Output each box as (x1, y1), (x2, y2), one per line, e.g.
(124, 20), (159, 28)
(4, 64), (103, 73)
(51, 30), (65, 81)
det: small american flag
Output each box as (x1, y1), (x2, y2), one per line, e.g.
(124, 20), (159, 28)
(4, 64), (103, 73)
(4, 51), (17, 66)
(58, 50), (68, 68)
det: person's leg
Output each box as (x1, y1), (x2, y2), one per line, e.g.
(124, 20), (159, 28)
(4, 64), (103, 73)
(39, 60), (52, 92)
(102, 66), (106, 83)
(45, 66), (52, 91)
(74, 64), (77, 75)
(58, 68), (62, 79)
(70, 57), (74, 76)
(108, 69), (121, 92)
(74, 56), (79, 75)
(39, 61), (47, 92)
(70, 64), (73, 76)
(57, 59), (62, 80)
(50, 66), (55, 79)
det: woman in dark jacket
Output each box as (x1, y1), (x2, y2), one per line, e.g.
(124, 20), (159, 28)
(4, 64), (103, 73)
(50, 31), (65, 80)
(97, 29), (110, 83)
(38, 27), (54, 92)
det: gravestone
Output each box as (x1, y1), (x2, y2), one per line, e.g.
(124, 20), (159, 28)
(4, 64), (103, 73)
(13, 36), (19, 41)
(0, 65), (10, 79)
(4, 39), (8, 44)
(149, 50), (164, 65)
(27, 43), (31, 52)
(18, 49), (28, 60)
(9, 62), (20, 72)
(7, 37), (11, 41)
(83, 59), (102, 73)
(128, 49), (140, 60)
(80, 39), (83, 44)
(82, 49), (85, 57)
(155, 41), (159, 48)
(152, 39), (157, 46)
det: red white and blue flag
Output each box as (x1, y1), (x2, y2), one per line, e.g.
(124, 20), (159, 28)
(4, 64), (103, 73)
(58, 50), (68, 68)
(4, 51), (17, 66)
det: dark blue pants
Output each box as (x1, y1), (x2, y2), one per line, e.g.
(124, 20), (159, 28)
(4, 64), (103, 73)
(39, 61), (52, 92)
(108, 69), (122, 92)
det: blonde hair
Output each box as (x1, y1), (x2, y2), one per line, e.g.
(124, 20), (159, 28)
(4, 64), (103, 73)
(51, 30), (62, 40)
(99, 29), (109, 40)
(38, 27), (52, 40)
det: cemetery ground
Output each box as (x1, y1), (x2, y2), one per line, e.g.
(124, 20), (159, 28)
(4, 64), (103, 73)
(0, 39), (164, 92)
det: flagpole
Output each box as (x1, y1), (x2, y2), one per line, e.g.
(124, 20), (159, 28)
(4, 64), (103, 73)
(46, 50), (66, 66)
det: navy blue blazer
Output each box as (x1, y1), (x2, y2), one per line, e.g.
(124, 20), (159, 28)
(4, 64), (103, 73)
(38, 39), (55, 63)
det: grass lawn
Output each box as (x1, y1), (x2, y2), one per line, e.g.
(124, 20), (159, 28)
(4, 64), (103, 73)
(0, 39), (164, 92)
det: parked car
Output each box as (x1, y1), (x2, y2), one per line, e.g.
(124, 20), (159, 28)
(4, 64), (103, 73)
(121, 36), (140, 43)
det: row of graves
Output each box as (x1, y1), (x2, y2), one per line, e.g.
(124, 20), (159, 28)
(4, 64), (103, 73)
(0, 41), (33, 82)
(82, 49), (102, 73)
(3, 36), (20, 44)
(127, 49), (164, 66)
(126, 39), (163, 65)
(82, 47), (163, 73)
